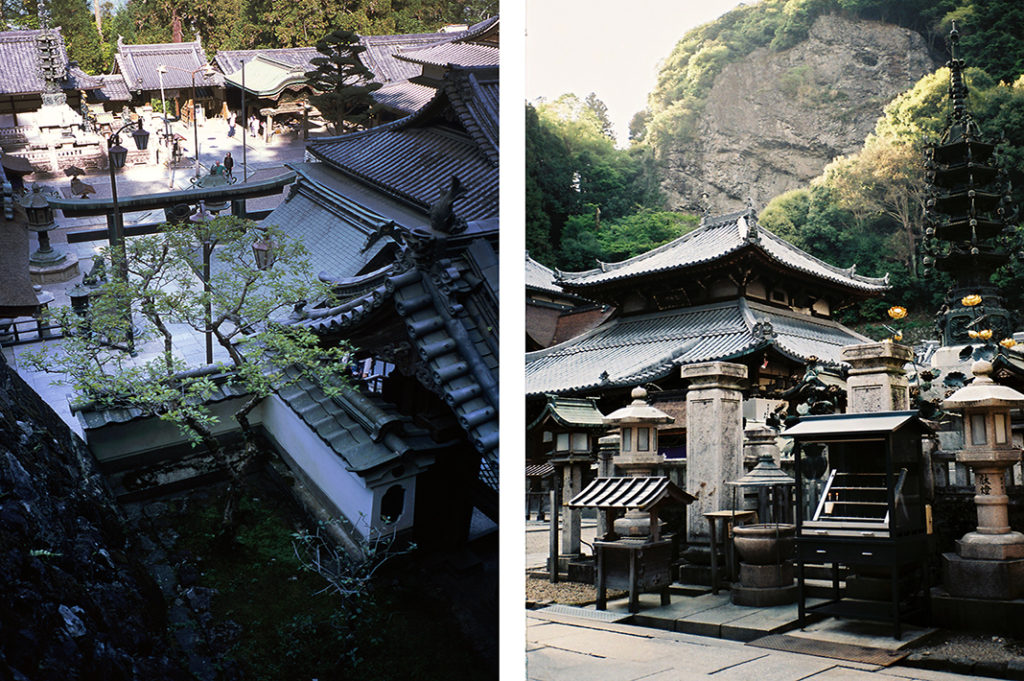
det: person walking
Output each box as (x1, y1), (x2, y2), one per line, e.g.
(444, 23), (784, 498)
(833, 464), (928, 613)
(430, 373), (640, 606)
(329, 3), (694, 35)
(223, 151), (234, 179)
(227, 110), (236, 137)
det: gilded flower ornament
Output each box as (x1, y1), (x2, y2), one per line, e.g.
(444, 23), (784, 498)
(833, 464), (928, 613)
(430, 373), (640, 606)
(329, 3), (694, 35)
(887, 306), (907, 320)
(1000, 338), (1017, 349)
(961, 294), (982, 307)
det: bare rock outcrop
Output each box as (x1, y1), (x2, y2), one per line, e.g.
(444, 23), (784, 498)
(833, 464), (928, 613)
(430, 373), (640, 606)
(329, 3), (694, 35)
(0, 353), (186, 680)
(661, 14), (938, 212)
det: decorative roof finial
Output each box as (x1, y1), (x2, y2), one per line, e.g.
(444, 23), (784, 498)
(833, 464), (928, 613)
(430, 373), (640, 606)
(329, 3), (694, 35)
(947, 21), (970, 128)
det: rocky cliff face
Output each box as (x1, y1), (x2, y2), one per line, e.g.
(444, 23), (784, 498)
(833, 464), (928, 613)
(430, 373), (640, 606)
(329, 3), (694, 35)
(0, 354), (184, 680)
(661, 14), (937, 213)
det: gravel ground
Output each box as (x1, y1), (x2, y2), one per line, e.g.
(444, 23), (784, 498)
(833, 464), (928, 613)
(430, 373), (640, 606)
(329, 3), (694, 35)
(525, 574), (624, 607)
(905, 631), (1024, 678)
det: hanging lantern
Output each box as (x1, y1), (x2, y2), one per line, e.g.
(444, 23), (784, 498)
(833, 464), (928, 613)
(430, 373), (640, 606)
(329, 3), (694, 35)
(252, 235), (277, 270)
(108, 142), (128, 169)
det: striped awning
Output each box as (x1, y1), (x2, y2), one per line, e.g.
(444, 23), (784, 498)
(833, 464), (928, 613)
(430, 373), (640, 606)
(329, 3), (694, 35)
(568, 476), (695, 510)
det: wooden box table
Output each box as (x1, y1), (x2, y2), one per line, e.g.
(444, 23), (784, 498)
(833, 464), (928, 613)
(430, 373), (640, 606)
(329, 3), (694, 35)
(595, 537), (674, 613)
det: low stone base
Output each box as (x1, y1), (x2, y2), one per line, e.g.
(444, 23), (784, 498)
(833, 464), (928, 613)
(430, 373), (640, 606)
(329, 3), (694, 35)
(958, 531), (1024, 560)
(931, 586), (1024, 636)
(942, 552), (1024, 599)
(738, 560), (793, 587)
(731, 582), (797, 607)
(30, 252), (79, 284)
(678, 563), (712, 586)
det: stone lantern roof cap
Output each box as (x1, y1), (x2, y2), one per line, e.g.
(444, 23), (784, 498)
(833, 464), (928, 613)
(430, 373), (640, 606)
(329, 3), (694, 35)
(603, 386), (674, 426)
(943, 360), (1024, 410)
(728, 455), (794, 488)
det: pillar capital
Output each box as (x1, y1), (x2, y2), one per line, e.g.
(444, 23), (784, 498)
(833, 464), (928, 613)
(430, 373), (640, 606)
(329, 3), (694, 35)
(681, 361), (747, 390)
(841, 341), (914, 375)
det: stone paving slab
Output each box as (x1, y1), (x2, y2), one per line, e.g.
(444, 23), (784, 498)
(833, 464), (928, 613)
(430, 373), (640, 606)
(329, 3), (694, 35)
(787, 618), (936, 651)
(527, 611), (995, 681)
(527, 646), (671, 681)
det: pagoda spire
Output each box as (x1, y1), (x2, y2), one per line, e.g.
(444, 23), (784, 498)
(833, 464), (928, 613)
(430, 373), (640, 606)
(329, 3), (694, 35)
(947, 22), (971, 131)
(922, 25), (1018, 345)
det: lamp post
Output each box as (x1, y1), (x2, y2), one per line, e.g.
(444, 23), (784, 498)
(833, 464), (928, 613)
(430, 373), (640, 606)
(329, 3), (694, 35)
(241, 58), (247, 184)
(190, 200), (215, 365)
(156, 65), (170, 144)
(161, 62), (215, 178)
(106, 117), (150, 353)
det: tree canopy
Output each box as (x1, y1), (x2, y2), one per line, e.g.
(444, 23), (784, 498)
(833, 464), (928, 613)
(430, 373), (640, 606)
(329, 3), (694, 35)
(305, 27), (382, 133)
(525, 95), (675, 271)
(1, 0), (497, 75)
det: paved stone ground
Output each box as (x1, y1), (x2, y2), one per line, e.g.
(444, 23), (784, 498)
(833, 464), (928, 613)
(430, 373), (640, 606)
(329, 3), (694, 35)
(527, 610), (994, 681)
(2, 113), (312, 435)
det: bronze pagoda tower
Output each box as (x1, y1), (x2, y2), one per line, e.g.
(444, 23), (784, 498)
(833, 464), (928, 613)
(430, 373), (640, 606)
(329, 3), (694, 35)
(922, 24), (1019, 345)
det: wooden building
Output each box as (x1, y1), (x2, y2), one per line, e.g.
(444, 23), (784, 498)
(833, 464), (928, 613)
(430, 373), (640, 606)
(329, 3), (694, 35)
(526, 208), (889, 437)
(265, 63), (499, 547)
(114, 36), (223, 120)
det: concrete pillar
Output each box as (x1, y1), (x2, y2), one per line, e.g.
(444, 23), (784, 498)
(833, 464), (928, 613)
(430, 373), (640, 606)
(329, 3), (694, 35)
(682, 361), (747, 543)
(841, 341), (913, 413)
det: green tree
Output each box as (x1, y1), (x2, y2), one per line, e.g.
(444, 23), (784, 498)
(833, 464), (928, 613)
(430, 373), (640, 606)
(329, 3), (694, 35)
(26, 218), (350, 532)
(597, 210), (699, 262)
(305, 27), (382, 134)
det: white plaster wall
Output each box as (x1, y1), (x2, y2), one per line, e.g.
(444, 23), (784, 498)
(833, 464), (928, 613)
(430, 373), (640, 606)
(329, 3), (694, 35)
(261, 395), (376, 539)
(369, 477), (418, 536)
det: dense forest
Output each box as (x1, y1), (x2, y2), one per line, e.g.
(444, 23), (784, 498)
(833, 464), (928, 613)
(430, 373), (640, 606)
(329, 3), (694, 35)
(526, 0), (1024, 337)
(0, 0), (497, 74)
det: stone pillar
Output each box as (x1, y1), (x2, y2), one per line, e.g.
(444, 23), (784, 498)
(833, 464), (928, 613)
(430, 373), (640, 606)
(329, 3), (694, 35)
(682, 361), (747, 544)
(559, 462), (583, 560)
(841, 341), (913, 413)
(596, 434), (618, 539)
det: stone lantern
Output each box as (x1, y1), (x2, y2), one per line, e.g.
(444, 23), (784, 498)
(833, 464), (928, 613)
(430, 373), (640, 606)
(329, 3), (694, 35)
(942, 359), (1024, 598)
(604, 386), (674, 536)
(527, 395), (606, 566)
(22, 185), (64, 267)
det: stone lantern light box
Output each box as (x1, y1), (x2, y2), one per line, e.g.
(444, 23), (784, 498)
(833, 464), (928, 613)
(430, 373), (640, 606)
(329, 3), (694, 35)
(942, 359), (1024, 599)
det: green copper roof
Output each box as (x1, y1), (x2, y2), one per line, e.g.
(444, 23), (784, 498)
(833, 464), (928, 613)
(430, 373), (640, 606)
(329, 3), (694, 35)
(224, 54), (308, 97)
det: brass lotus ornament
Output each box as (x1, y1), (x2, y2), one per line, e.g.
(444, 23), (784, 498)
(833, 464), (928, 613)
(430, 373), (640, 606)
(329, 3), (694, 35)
(887, 306), (907, 320)
(961, 294), (982, 307)
(1000, 338), (1017, 349)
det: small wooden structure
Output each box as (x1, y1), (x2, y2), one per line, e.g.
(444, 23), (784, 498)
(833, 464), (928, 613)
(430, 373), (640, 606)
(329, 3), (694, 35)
(785, 411), (931, 638)
(570, 476), (694, 612)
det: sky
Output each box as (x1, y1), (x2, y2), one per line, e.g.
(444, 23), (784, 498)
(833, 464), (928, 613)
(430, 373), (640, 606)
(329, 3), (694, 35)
(526, 0), (748, 146)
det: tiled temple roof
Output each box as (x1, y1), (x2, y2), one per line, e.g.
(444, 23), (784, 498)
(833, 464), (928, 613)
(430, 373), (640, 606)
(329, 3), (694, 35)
(307, 65), (498, 222)
(527, 396), (606, 430)
(397, 42), (499, 68)
(0, 29), (99, 96)
(372, 81), (437, 115)
(73, 366), (249, 430)
(296, 230), (499, 493)
(115, 37), (223, 91)
(359, 31), (453, 84)
(90, 74), (132, 102)
(525, 298), (871, 396)
(274, 366), (442, 474)
(525, 253), (563, 294)
(559, 209), (889, 294)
